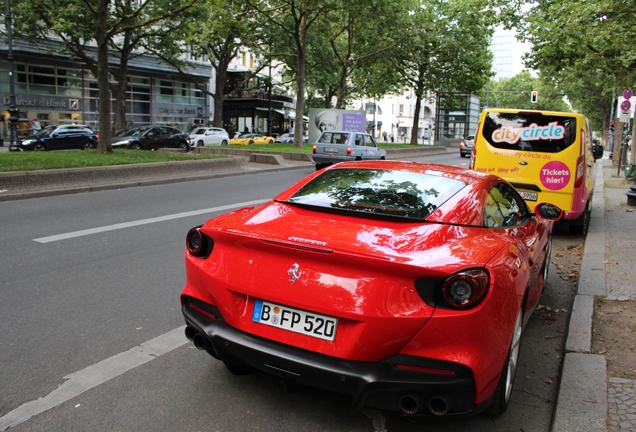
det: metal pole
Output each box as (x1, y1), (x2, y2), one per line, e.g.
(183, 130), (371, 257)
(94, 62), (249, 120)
(5, 0), (19, 147)
(266, 45), (272, 137)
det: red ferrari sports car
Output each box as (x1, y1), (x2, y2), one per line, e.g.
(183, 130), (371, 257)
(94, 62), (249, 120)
(180, 161), (562, 417)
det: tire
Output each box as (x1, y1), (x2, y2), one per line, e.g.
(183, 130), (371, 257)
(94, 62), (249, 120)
(33, 143), (46, 151)
(81, 141), (96, 150)
(570, 200), (591, 235)
(487, 307), (522, 416)
(197, 140), (204, 147)
(130, 142), (143, 150)
(542, 238), (552, 284)
(179, 141), (190, 151)
(268, 139), (274, 143)
(221, 140), (228, 145)
(248, 140), (254, 145)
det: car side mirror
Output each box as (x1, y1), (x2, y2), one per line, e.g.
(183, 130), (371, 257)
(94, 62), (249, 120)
(594, 144), (604, 160)
(534, 203), (563, 221)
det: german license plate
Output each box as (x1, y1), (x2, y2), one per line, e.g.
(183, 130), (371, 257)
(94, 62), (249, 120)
(520, 192), (538, 201)
(252, 300), (337, 342)
(324, 147), (339, 153)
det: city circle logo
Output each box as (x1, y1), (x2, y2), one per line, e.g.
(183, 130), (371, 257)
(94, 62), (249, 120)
(540, 161), (570, 190)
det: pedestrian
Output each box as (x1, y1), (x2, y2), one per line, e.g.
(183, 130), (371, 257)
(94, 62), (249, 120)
(31, 118), (41, 135)
(390, 133), (394, 143)
(383, 131), (388, 142)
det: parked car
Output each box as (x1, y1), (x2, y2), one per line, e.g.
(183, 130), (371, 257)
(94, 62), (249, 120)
(471, 108), (602, 234)
(111, 125), (189, 151)
(459, 135), (474, 157)
(312, 130), (386, 170)
(229, 133), (275, 145)
(188, 127), (230, 147)
(181, 161), (562, 417)
(9, 124), (98, 152)
(275, 133), (309, 144)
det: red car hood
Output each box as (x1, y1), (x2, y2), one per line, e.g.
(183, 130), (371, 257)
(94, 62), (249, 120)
(188, 201), (507, 361)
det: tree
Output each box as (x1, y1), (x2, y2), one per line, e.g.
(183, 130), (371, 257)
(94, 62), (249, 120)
(390, 0), (496, 144)
(514, 0), (636, 159)
(483, 71), (570, 112)
(12, 0), (197, 152)
(247, 0), (332, 148)
(152, 0), (259, 129)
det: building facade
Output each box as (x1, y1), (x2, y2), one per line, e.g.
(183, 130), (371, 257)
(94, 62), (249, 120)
(0, 39), (212, 138)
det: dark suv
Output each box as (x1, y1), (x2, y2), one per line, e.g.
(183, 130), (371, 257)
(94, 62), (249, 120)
(9, 124), (98, 151)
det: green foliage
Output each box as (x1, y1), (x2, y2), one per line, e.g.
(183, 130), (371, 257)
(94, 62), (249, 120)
(515, 0), (636, 136)
(484, 71), (571, 112)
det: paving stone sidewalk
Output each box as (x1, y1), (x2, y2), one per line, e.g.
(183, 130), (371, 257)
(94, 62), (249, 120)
(603, 162), (636, 432)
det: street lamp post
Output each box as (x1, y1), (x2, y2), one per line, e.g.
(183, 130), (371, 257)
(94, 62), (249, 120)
(5, 0), (19, 148)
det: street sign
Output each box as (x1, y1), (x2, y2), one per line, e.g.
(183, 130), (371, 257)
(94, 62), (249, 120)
(620, 110), (631, 122)
(621, 100), (632, 111)
(624, 88), (633, 100)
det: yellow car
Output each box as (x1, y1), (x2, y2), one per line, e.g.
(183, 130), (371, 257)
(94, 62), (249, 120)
(229, 133), (275, 145)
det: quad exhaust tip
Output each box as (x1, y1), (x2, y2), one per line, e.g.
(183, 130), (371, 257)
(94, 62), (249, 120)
(184, 325), (207, 350)
(399, 396), (449, 416)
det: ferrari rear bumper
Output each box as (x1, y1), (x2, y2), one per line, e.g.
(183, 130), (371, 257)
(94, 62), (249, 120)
(182, 298), (489, 417)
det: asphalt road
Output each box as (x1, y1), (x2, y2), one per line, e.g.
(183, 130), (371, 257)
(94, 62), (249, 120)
(0, 153), (580, 431)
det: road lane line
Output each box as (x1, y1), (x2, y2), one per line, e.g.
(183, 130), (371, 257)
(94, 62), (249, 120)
(0, 326), (187, 431)
(33, 199), (268, 243)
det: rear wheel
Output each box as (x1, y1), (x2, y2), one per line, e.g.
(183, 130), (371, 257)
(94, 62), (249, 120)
(33, 143), (46, 151)
(570, 199), (591, 235)
(248, 140), (254, 145)
(81, 141), (96, 150)
(487, 307), (522, 416)
(130, 142), (142, 150)
(221, 140), (228, 145)
(268, 139), (274, 143)
(197, 140), (204, 147)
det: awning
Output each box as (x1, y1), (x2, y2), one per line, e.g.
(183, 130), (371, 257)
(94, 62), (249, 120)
(288, 112), (309, 121)
(273, 109), (287, 116)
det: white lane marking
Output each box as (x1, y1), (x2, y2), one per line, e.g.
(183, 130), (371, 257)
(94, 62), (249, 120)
(33, 199), (269, 243)
(0, 326), (187, 431)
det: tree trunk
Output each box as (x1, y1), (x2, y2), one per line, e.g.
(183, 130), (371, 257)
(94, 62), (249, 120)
(96, 0), (112, 153)
(612, 119), (624, 168)
(111, 65), (128, 134)
(293, 13), (310, 149)
(410, 85), (424, 145)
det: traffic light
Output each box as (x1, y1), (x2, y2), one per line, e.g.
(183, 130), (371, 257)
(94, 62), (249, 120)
(530, 91), (538, 104)
(610, 121), (615, 131)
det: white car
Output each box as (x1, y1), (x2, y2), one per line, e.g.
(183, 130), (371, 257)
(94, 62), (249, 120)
(275, 133), (308, 143)
(188, 127), (230, 147)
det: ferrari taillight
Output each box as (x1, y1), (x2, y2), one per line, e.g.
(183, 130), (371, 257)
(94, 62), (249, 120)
(186, 227), (213, 258)
(312, 145), (317, 154)
(442, 269), (489, 310)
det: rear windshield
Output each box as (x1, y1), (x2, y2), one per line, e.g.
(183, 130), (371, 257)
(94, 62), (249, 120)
(482, 112), (578, 153)
(317, 132), (350, 144)
(285, 168), (465, 220)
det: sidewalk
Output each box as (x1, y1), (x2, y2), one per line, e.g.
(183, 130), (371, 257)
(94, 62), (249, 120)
(552, 158), (636, 431)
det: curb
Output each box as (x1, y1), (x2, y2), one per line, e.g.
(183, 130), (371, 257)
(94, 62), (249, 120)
(552, 161), (608, 431)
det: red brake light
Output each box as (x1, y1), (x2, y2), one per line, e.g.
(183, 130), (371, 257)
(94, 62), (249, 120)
(312, 145), (316, 154)
(574, 154), (585, 187)
(442, 269), (489, 309)
(347, 147), (352, 156)
(95, 134), (99, 139)
(186, 228), (204, 255)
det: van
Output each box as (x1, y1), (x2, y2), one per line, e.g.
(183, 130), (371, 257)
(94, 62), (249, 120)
(470, 109), (603, 234)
